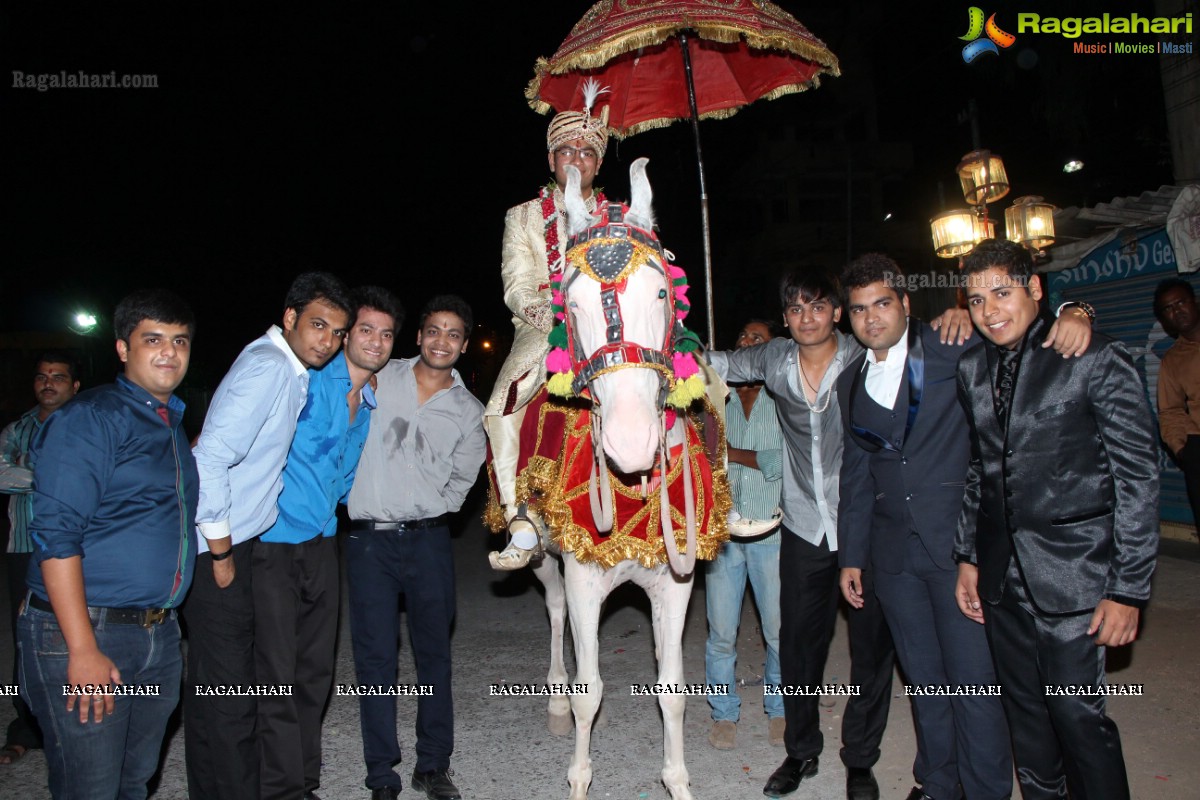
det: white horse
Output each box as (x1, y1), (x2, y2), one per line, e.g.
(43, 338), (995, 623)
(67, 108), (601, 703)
(511, 159), (727, 800)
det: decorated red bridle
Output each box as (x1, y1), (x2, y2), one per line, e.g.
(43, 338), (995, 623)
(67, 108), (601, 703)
(548, 193), (702, 575)
(556, 201), (677, 408)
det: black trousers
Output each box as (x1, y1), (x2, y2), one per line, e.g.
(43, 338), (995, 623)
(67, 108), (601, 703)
(253, 536), (340, 800)
(347, 523), (456, 789)
(4, 552), (42, 750)
(182, 539), (259, 800)
(986, 568), (1131, 800)
(876, 534), (1011, 800)
(779, 529), (894, 767)
(1177, 435), (1200, 528)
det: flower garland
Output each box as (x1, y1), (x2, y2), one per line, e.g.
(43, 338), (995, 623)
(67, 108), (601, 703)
(544, 203), (705, 410)
(540, 182), (605, 284)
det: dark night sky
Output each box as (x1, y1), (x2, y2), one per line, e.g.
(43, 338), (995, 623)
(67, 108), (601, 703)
(0, 1), (1178, 388)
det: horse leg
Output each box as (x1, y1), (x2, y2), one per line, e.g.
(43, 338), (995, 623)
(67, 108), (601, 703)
(563, 556), (617, 800)
(533, 551), (573, 736)
(642, 565), (696, 800)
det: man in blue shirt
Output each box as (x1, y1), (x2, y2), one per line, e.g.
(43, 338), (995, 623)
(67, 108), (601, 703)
(17, 289), (197, 799)
(0, 351), (79, 765)
(185, 272), (352, 800)
(255, 286), (402, 800)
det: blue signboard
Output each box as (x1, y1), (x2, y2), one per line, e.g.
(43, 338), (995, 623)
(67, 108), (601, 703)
(1046, 228), (1194, 524)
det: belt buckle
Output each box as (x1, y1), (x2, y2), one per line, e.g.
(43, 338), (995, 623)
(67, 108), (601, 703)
(141, 608), (167, 628)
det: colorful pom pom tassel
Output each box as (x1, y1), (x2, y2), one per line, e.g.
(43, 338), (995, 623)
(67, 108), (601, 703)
(547, 371), (575, 398)
(666, 374), (706, 408)
(546, 347), (572, 374)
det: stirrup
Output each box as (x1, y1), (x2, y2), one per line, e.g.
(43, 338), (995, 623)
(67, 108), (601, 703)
(489, 507), (544, 571)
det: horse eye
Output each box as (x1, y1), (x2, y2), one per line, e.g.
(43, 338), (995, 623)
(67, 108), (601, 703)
(658, 289), (667, 299)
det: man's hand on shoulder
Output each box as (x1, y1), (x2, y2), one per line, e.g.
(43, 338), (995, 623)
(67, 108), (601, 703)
(1041, 308), (1093, 358)
(1088, 599), (1140, 647)
(930, 307), (974, 345)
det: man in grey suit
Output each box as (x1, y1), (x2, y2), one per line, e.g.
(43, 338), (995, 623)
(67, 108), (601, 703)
(955, 239), (1158, 800)
(836, 253), (1093, 800)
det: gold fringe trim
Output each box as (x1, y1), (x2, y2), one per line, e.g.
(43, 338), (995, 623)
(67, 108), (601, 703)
(483, 463), (508, 534)
(525, 20), (840, 118)
(493, 396), (732, 569)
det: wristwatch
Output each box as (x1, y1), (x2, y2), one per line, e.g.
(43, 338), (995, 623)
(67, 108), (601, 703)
(210, 548), (233, 561)
(1056, 300), (1096, 322)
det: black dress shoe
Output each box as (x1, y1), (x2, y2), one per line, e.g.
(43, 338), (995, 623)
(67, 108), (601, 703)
(762, 756), (819, 797)
(412, 768), (462, 800)
(905, 788), (935, 800)
(846, 766), (880, 800)
(370, 788), (400, 800)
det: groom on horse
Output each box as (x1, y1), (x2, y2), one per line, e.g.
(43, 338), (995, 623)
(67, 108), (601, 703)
(485, 79), (611, 571)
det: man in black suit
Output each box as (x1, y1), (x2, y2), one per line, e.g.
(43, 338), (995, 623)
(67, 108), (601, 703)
(955, 239), (1158, 800)
(837, 253), (1094, 800)
(836, 254), (1012, 800)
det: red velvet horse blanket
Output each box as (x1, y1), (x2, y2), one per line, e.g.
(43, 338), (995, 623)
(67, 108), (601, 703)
(485, 389), (730, 568)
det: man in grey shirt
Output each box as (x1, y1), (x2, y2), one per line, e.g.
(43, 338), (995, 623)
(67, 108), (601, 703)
(346, 294), (486, 800)
(708, 271), (896, 800)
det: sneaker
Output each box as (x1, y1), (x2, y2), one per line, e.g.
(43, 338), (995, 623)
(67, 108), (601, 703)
(411, 768), (461, 800)
(708, 720), (736, 750)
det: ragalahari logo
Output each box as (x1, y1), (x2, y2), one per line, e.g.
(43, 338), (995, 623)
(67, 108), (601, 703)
(960, 7), (1017, 62)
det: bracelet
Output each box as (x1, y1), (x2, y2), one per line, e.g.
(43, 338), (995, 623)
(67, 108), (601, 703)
(209, 548), (233, 561)
(1056, 300), (1096, 322)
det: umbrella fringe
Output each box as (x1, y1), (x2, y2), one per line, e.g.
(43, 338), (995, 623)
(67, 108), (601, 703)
(539, 23), (840, 77)
(606, 79), (823, 140)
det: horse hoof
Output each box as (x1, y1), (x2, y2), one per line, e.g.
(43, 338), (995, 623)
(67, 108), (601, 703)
(548, 711), (573, 736)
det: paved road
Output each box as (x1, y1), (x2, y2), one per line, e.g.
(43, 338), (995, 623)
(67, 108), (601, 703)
(2, 498), (1198, 799)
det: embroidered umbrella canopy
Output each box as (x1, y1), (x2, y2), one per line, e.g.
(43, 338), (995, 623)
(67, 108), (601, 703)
(526, 0), (840, 345)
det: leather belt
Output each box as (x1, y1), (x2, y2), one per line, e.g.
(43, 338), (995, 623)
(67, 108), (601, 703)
(27, 593), (171, 628)
(350, 515), (446, 532)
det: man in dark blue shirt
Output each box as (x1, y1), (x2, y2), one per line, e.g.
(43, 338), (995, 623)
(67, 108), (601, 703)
(18, 289), (198, 800)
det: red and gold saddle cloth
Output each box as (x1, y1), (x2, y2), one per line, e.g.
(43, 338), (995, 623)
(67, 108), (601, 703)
(485, 388), (730, 569)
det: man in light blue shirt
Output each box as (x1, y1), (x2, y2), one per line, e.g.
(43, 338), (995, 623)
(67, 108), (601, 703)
(184, 272), (352, 800)
(706, 320), (786, 752)
(254, 286), (402, 800)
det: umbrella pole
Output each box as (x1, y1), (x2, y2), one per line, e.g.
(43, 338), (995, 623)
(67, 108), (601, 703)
(678, 32), (716, 349)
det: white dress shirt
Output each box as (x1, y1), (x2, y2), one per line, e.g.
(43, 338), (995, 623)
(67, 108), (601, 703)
(863, 323), (910, 409)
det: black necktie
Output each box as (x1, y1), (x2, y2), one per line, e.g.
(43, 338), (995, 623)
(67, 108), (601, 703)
(994, 348), (1020, 430)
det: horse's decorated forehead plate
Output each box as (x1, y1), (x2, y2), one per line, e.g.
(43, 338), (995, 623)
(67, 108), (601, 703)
(566, 227), (663, 285)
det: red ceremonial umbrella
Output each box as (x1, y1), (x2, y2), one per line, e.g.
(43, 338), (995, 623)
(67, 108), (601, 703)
(526, 0), (840, 345)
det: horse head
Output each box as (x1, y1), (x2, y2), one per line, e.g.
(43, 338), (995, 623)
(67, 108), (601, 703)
(555, 158), (674, 474)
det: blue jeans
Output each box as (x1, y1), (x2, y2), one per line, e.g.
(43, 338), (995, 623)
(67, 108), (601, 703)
(18, 600), (182, 800)
(704, 531), (783, 721)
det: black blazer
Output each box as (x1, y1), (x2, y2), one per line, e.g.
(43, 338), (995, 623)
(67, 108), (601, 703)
(954, 315), (1160, 614)
(837, 320), (975, 573)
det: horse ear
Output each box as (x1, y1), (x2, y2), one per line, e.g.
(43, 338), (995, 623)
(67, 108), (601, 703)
(563, 165), (594, 238)
(626, 157), (655, 231)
